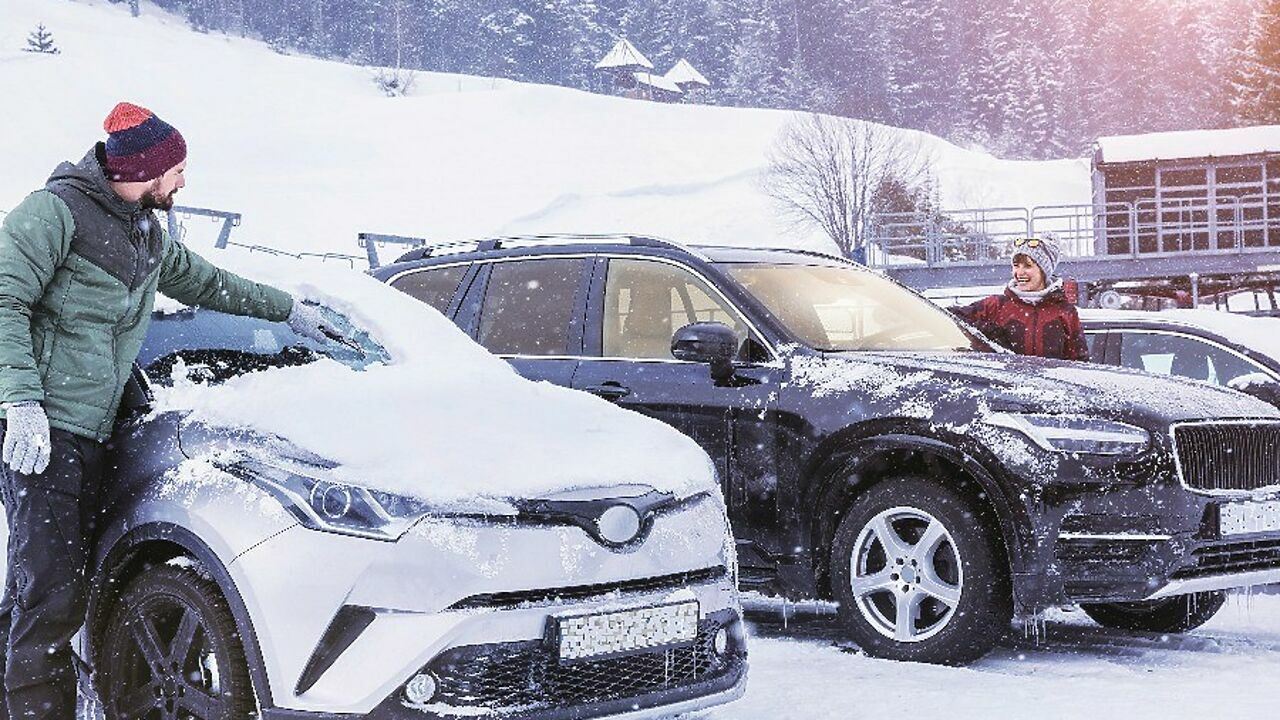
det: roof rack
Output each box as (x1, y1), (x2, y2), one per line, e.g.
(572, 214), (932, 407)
(358, 231), (706, 268)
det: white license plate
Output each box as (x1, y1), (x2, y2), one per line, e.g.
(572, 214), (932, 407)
(555, 601), (699, 662)
(1221, 500), (1280, 536)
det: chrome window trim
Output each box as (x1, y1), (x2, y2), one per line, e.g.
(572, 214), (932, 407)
(384, 258), (476, 287)
(1168, 418), (1280, 497)
(385, 252), (777, 361)
(1111, 327), (1279, 383)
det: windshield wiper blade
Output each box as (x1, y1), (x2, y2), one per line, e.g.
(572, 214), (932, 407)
(321, 327), (364, 355)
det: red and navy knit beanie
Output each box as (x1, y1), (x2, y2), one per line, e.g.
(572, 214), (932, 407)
(101, 102), (187, 183)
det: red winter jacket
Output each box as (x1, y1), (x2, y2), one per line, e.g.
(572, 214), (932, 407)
(953, 285), (1089, 361)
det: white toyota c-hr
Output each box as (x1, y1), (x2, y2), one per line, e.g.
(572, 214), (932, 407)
(53, 256), (747, 719)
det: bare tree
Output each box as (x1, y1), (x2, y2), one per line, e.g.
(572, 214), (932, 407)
(371, 0), (416, 97)
(763, 114), (933, 261)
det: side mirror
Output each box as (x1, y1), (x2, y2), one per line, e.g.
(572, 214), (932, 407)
(1229, 374), (1280, 408)
(672, 322), (738, 382)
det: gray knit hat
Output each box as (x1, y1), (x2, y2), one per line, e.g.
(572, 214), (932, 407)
(1012, 233), (1061, 279)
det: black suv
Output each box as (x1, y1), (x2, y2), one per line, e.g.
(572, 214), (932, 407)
(371, 235), (1280, 664)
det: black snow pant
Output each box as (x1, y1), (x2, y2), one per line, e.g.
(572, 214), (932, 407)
(0, 424), (104, 720)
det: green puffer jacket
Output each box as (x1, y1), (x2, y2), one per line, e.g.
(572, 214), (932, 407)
(0, 146), (294, 441)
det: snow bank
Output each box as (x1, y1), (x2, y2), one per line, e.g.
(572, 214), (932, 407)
(0, 0), (1089, 262)
(1097, 125), (1280, 164)
(150, 249), (717, 507)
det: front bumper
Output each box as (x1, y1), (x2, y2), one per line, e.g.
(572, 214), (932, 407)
(231, 493), (744, 717)
(1019, 462), (1280, 606)
(261, 608), (747, 720)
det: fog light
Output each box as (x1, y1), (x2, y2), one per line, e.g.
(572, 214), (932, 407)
(404, 673), (437, 705)
(713, 628), (729, 655)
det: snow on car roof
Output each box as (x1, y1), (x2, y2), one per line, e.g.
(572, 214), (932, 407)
(1095, 125), (1280, 164)
(151, 249), (716, 508)
(1080, 308), (1280, 365)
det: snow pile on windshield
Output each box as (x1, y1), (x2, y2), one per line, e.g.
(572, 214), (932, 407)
(150, 250), (716, 507)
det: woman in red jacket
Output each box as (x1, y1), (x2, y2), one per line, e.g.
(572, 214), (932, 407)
(953, 234), (1090, 361)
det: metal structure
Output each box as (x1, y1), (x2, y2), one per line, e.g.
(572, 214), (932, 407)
(866, 196), (1280, 304)
(166, 206), (241, 249)
(164, 205), (361, 267)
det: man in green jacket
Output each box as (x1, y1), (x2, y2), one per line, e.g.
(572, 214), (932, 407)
(0, 102), (339, 720)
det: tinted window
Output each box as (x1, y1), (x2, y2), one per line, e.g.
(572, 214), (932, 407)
(604, 259), (747, 359)
(141, 307), (388, 386)
(390, 265), (467, 314)
(1118, 331), (1264, 386)
(477, 259), (585, 356)
(1084, 332), (1106, 363)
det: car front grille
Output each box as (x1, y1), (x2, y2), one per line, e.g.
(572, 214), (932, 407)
(426, 615), (741, 714)
(1172, 538), (1280, 579)
(447, 566), (728, 610)
(1173, 422), (1280, 493)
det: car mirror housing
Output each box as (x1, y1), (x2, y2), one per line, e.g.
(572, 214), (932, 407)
(672, 322), (738, 382)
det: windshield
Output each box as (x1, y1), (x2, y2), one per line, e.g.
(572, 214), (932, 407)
(140, 306), (390, 386)
(724, 263), (984, 352)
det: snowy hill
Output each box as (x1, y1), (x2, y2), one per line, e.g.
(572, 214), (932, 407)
(0, 0), (1088, 259)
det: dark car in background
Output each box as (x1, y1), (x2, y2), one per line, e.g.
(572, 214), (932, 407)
(1082, 308), (1280, 408)
(373, 235), (1280, 664)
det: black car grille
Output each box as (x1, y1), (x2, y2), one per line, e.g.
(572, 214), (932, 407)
(448, 566), (728, 610)
(1173, 423), (1280, 493)
(426, 617), (739, 713)
(1172, 538), (1280, 579)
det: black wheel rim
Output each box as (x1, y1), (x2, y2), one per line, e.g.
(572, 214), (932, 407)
(105, 593), (231, 720)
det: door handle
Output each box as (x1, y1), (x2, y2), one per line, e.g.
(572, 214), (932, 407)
(585, 382), (631, 401)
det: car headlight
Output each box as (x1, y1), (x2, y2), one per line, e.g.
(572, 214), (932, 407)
(223, 459), (432, 541)
(985, 413), (1150, 456)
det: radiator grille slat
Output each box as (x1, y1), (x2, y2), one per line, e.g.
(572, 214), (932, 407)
(1174, 423), (1280, 493)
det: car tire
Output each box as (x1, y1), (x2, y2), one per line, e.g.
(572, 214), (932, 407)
(1080, 591), (1227, 633)
(830, 475), (1011, 665)
(95, 564), (256, 720)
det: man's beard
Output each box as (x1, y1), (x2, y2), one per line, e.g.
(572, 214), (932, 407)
(140, 185), (177, 211)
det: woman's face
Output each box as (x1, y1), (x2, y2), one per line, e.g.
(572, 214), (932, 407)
(1011, 254), (1046, 292)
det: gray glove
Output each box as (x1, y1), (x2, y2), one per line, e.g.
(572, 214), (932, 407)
(2, 401), (51, 476)
(287, 298), (341, 344)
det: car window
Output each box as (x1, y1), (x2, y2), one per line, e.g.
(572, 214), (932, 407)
(603, 258), (748, 360)
(141, 306), (389, 386)
(477, 258), (585, 356)
(1084, 331), (1106, 363)
(390, 264), (468, 315)
(724, 263), (983, 352)
(1118, 331), (1265, 386)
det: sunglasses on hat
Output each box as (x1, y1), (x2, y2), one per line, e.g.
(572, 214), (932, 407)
(1013, 237), (1043, 248)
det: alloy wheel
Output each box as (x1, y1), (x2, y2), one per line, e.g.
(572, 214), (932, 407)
(103, 593), (231, 719)
(848, 506), (964, 642)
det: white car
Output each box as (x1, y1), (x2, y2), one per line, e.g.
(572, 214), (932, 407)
(67, 255), (746, 719)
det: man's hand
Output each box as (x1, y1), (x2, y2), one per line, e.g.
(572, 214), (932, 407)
(287, 298), (342, 344)
(2, 402), (51, 476)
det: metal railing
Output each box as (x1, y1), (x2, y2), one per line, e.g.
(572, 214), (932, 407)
(866, 194), (1280, 270)
(166, 206), (241, 249)
(167, 205), (362, 267)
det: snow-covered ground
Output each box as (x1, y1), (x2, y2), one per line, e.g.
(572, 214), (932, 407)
(0, 0), (1088, 260)
(717, 593), (1280, 720)
(3, 2), (1279, 719)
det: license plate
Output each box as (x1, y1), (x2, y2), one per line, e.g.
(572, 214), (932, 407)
(554, 601), (699, 663)
(1220, 500), (1280, 536)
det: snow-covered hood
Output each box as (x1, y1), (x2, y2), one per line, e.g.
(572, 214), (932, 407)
(798, 349), (1280, 424)
(152, 251), (717, 509)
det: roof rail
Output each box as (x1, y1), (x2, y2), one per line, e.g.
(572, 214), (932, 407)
(359, 231), (708, 268)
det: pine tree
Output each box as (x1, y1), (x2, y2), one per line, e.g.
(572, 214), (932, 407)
(25, 23), (59, 54)
(1234, 0), (1280, 124)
